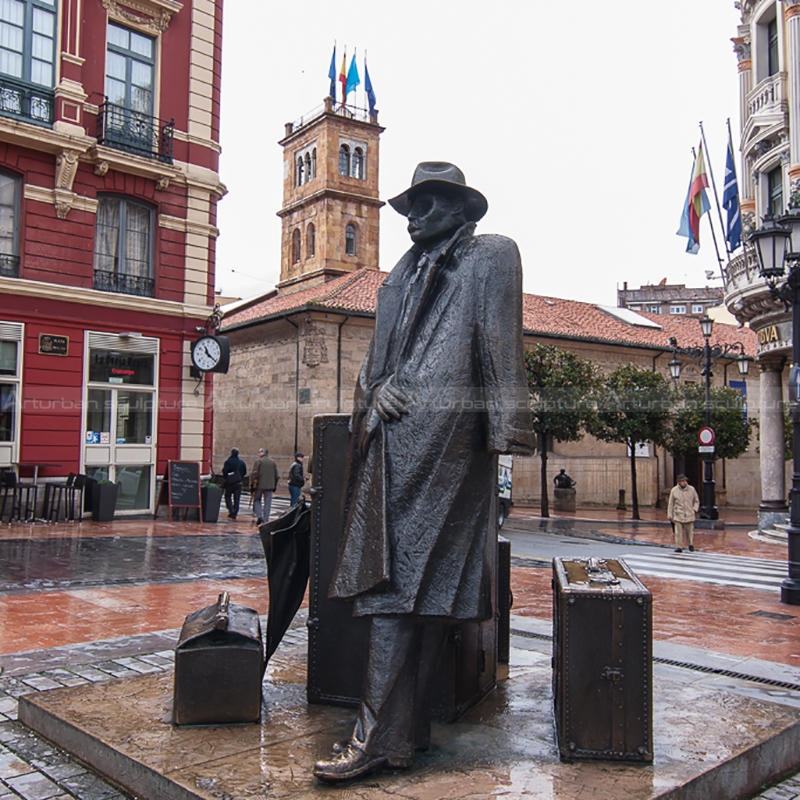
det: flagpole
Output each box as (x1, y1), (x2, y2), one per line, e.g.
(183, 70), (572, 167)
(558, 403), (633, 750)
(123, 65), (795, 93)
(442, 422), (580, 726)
(699, 121), (731, 264)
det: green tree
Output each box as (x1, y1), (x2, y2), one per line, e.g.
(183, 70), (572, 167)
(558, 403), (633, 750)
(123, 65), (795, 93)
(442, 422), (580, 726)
(524, 344), (600, 518)
(665, 383), (754, 462)
(590, 364), (672, 520)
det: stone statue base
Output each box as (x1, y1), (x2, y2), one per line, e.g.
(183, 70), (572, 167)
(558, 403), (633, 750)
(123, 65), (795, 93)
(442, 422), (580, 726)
(553, 488), (576, 512)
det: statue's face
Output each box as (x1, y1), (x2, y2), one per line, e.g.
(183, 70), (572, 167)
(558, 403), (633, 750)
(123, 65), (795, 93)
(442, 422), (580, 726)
(407, 192), (464, 246)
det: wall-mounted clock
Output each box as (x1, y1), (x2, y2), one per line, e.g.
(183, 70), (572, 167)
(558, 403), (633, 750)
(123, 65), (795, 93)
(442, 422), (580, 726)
(191, 335), (230, 373)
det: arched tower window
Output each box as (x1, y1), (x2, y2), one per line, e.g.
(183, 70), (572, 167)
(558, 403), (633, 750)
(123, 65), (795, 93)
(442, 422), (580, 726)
(307, 223), (316, 257)
(338, 144), (350, 176)
(296, 156), (304, 187)
(352, 147), (364, 179)
(304, 152), (312, 183)
(311, 148), (317, 179)
(345, 223), (356, 256)
(292, 228), (301, 263)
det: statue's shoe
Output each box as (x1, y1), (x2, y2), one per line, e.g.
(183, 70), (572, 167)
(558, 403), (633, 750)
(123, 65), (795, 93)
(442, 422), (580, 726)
(313, 743), (389, 782)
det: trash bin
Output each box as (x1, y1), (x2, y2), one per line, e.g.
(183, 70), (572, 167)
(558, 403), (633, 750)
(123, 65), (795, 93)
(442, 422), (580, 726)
(552, 557), (652, 762)
(173, 592), (264, 725)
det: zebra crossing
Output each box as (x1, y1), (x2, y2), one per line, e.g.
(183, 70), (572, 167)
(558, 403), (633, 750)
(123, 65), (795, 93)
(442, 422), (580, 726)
(618, 550), (787, 593)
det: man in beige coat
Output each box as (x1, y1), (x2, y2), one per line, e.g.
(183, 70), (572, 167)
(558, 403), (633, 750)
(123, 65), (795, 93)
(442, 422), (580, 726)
(667, 474), (700, 553)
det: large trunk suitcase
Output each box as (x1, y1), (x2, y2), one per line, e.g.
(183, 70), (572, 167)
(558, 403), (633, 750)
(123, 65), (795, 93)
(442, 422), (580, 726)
(552, 557), (652, 762)
(307, 413), (497, 721)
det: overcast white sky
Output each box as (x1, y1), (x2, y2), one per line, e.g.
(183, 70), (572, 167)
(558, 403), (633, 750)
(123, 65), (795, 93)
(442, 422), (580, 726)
(215, 0), (743, 306)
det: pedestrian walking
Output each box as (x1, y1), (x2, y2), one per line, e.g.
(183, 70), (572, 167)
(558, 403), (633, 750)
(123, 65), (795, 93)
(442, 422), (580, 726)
(251, 447), (279, 525)
(667, 474), (699, 553)
(222, 447), (246, 520)
(288, 452), (305, 507)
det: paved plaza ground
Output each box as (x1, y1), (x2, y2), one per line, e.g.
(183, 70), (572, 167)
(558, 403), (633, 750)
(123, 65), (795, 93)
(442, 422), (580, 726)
(1, 498), (799, 798)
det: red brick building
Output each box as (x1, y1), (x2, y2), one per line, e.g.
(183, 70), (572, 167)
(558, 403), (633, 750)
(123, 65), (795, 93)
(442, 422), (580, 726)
(0, 0), (225, 514)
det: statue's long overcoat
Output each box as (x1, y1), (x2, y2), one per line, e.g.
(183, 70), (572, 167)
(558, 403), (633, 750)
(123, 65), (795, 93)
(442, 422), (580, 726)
(329, 224), (534, 620)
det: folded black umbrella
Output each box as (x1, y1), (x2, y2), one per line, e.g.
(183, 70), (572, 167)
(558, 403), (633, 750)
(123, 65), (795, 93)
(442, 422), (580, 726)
(258, 498), (311, 664)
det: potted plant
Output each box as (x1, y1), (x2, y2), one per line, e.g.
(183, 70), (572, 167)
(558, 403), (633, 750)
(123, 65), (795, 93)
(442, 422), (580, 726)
(92, 479), (118, 522)
(201, 474), (224, 523)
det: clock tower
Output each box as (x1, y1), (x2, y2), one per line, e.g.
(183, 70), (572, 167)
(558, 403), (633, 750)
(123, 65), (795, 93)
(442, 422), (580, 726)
(277, 97), (385, 292)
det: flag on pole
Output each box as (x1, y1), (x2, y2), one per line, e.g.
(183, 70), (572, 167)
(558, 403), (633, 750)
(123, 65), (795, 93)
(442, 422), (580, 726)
(364, 59), (377, 116)
(346, 52), (360, 98)
(328, 45), (337, 102)
(339, 50), (347, 106)
(677, 145), (711, 254)
(722, 139), (742, 251)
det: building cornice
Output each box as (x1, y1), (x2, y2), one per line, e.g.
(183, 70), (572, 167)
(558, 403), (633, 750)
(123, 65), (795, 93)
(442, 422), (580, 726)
(0, 275), (211, 320)
(276, 188), (385, 218)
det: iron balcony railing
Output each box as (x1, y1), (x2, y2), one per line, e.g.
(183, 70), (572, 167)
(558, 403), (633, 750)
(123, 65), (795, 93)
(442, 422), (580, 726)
(0, 254), (19, 278)
(97, 101), (174, 164)
(0, 76), (54, 125)
(288, 102), (374, 133)
(93, 269), (155, 298)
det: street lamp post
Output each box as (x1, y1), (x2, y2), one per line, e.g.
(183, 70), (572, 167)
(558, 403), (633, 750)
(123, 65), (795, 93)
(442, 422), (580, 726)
(668, 317), (750, 521)
(750, 210), (800, 605)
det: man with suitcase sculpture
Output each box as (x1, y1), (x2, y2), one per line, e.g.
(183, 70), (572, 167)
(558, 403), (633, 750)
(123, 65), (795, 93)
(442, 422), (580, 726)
(314, 162), (534, 781)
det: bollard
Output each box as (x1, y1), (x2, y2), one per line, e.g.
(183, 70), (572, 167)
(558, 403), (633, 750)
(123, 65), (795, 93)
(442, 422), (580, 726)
(616, 489), (626, 510)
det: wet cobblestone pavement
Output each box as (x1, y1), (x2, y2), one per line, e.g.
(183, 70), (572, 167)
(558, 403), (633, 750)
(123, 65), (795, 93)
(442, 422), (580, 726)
(1, 505), (799, 798)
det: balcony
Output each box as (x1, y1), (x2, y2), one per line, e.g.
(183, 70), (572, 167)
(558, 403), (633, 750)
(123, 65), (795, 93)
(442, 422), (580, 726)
(0, 76), (53, 126)
(94, 270), (155, 298)
(96, 102), (174, 164)
(747, 72), (788, 119)
(0, 254), (19, 278)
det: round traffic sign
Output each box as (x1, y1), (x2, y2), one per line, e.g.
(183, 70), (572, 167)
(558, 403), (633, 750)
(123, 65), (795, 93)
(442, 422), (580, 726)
(698, 427), (715, 446)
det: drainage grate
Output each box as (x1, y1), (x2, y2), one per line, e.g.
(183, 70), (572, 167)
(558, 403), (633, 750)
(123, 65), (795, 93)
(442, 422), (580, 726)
(509, 628), (800, 692)
(749, 610), (796, 621)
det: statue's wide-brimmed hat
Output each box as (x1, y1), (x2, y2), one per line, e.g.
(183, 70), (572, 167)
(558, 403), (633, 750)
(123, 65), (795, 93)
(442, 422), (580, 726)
(388, 162), (488, 221)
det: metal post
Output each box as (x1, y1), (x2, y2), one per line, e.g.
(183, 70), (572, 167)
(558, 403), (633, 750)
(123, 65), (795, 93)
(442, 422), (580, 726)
(783, 263), (800, 604)
(700, 334), (718, 520)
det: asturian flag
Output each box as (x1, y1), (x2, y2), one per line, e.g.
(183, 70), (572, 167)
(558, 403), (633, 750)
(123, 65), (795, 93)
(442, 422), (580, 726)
(677, 144), (711, 255)
(346, 53), (360, 98)
(722, 139), (742, 251)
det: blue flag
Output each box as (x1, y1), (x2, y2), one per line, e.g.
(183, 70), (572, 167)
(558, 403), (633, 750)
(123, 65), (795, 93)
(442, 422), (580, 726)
(328, 45), (337, 101)
(346, 53), (360, 98)
(364, 60), (377, 116)
(722, 139), (742, 252)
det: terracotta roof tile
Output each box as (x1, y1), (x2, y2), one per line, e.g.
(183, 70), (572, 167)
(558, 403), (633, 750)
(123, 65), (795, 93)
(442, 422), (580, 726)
(222, 269), (756, 354)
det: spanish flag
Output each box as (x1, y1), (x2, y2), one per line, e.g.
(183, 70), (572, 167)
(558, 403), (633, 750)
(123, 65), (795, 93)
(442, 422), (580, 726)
(339, 49), (347, 105)
(677, 143), (710, 254)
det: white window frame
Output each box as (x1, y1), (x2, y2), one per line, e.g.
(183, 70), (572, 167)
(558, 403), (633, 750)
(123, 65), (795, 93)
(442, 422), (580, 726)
(670, 305), (686, 314)
(646, 304), (661, 314)
(0, 321), (23, 468)
(82, 331), (159, 514)
(691, 304), (704, 314)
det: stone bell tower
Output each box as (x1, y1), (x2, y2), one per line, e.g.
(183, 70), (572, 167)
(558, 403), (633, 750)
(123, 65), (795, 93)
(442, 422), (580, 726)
(277, 97), (385, 293)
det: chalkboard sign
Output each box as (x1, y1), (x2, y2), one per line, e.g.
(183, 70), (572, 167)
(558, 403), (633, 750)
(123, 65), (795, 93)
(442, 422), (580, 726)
(154, 460), (201, 519)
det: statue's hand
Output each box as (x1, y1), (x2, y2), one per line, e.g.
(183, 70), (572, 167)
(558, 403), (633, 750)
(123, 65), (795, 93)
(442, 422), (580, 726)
(373, 379), (410, 422)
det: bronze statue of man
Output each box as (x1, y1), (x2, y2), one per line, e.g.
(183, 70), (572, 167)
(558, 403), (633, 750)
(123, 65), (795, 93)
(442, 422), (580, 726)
(313, 162), (534, 782)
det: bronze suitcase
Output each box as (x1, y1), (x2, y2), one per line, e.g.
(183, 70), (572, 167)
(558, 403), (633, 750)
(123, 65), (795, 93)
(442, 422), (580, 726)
(307, 413), (498, 721)
(173, 592), (264, 725)
(552, 557), (652, 762)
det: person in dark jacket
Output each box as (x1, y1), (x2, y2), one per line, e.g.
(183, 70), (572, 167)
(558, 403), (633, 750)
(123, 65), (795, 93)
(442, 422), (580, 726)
(314, 163), (534, 782)
(221, 447), (246, 520)
(288, 452), (305, 506)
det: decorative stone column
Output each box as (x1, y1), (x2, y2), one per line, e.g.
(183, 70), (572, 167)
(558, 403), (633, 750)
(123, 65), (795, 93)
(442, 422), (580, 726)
(786, 2), (800, 174)
(733, 34), (754, 206)
(759, 357), (788, 532)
